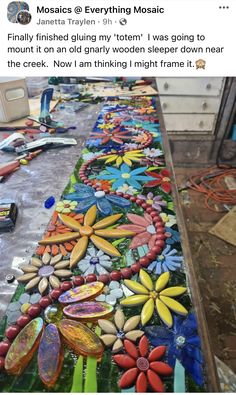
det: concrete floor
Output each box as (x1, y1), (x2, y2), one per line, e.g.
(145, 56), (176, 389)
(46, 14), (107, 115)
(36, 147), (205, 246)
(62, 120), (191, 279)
(0, 102), (102, 319)
(175, 167), (236, 374)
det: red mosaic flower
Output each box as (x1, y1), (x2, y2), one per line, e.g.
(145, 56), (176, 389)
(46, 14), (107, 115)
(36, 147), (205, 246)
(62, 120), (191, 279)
(113, 336), (172, 392)
(145, 169), (171, 193)
(90, 128), (131, 145)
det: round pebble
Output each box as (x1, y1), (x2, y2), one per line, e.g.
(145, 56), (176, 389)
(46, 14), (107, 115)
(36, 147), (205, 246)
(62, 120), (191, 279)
(5, 274), (15, 283)
(44, 304), (63, 324)
(44, 196), (55, 209)
(20, 159), (29, 165)
(21, 303), (31, 314)
(0, 340), (11, 357)
(27, 304), (41, 318)
(5, 325), (20, 340)
(0, 356), (5, 370)
(25, 120), (34, 127)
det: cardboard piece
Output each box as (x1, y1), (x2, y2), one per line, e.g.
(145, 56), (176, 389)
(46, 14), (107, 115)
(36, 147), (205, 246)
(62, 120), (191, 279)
(84, 81), (158, 97)
(209, 206), (236, 246)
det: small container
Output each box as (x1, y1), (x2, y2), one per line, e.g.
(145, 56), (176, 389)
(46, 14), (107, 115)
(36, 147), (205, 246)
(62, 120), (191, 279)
(0, 202), (18, 232)
(0, 78), (30, 123)
(59, 84), (78, 96)
(26, 77), (48, 97)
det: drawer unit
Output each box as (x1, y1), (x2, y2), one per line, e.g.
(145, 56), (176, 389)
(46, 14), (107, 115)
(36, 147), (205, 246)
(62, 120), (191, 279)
(163, 113), (216, 133)
(160, 96), (221, 114)
(156, 77), (225, 135)
(157, 77), (224, 96)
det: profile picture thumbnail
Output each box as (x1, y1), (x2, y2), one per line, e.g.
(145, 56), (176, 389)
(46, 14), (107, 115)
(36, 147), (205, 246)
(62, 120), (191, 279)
(7, 1), (31, 24)
(17, 10), (31, 24)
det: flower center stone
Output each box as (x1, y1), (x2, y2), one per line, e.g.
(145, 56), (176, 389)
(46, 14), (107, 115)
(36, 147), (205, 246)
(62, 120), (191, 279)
(47, 224), (56, 232)
(80, 226), (94, 236)
(176, 336), (186, 347)
(90, 257), (100, 265)
(44, 304), (63, 324)
(149, 291), (157, 300)
(146, 225), (156, 234)
(146, 199), (153, 205)
(117, 330), (125, 339)
(94, 191), (105, 198)
(162, 177), (170, 182)
(38, 265), (54, 277)
(136, 357), (149, 371)
(122, 173), (131, 179)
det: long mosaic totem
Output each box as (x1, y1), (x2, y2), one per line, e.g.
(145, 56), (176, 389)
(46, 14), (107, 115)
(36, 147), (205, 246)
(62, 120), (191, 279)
(0, 96), (207, 392)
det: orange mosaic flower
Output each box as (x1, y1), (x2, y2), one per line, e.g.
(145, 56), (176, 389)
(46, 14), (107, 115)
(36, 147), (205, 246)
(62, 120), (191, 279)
(135, 106), (155, 115)
(132, 133), (149, 144)
(35, 212), (84, 257)
(90, 179), (112, 191)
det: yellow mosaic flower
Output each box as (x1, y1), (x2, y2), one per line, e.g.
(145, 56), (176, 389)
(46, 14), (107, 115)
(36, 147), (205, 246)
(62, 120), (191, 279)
(98, 123), (115, 130)
(55, 200), (78, 214)
(120, 269), (188, 327)
(39, 205), (135, 268)
(98, 150), (144, 167)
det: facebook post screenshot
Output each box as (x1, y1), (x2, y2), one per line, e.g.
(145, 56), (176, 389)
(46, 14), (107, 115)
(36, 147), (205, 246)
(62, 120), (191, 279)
(0, 0), (235, 393)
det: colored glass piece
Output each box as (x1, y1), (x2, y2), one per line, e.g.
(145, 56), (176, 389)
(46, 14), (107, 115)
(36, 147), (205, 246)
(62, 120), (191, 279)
(5, 317), (44, 375)
(58, 319), (104, 357)
(59, 282), (104, 304)
(38, 324), (64, 387)
(44, 196), (55, 209)
(44, 304), (63, 324)
(63, 301), (113, 321)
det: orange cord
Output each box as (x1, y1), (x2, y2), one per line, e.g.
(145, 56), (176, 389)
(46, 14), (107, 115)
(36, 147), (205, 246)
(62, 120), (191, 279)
(187, 166), (236, 212)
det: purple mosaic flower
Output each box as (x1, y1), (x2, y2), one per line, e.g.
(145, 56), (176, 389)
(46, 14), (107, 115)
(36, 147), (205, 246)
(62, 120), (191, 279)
(137, 192), (167, 212)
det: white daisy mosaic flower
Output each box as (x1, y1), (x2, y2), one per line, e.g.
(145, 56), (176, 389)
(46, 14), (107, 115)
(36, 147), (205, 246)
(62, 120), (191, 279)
(96, 281), (133, 306)
(160, 213), (177, 227)
(82, 150), (104, 161)
(143, 148), (163, 158)
(116, 183), (138, 195)
(77, 247), (113, 276)
(123, 143), (138, 150)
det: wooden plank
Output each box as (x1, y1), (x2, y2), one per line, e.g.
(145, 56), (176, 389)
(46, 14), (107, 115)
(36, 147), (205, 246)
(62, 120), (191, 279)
(157, 96), (220, 391)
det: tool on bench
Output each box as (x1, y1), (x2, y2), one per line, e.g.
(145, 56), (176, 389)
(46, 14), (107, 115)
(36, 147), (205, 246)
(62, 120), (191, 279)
(28, 88), (63, 128)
